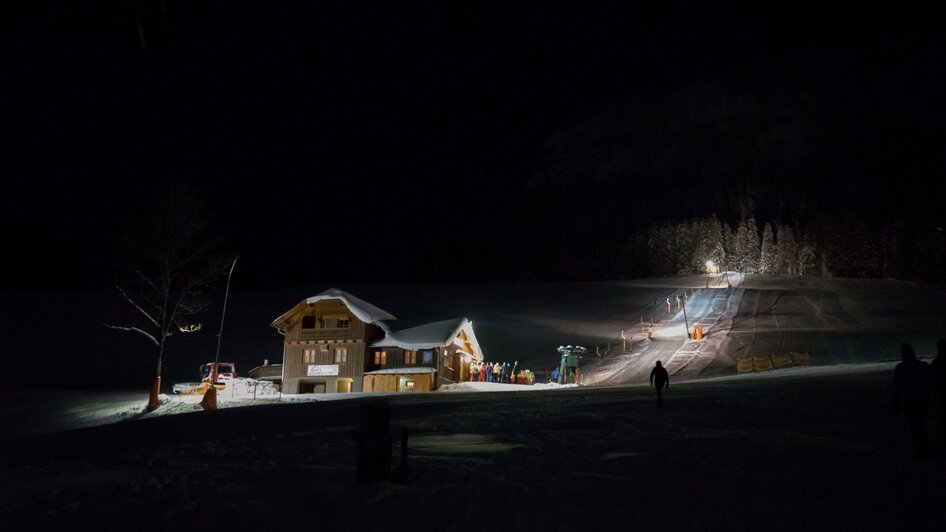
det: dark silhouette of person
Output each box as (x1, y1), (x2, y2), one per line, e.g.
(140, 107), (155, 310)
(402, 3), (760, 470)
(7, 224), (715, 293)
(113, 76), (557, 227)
(893, 343), (932, 458)
(650, 361), (669, 407)
(931, 339), (946, 450)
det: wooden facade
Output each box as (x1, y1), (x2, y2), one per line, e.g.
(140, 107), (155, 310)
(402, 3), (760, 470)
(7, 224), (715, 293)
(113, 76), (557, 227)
(365, 347), (437, 373)
(272, 290), (485, 394)
(363, 371), (435, 393)
(273, 298), (385, 394)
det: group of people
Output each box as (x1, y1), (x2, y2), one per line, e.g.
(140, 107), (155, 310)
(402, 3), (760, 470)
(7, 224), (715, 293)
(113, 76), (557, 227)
(892, 340), (946, 458)
(469, 360), (520, 384)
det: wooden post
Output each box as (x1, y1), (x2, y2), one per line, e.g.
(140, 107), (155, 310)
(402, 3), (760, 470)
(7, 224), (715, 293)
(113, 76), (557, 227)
(200, 385), (217, 411)
(357, 399), (392, 484)
(399, 426), (409, 483)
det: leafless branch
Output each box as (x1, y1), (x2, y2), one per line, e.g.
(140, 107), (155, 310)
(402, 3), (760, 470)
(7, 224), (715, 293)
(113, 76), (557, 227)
(115, 284), (160, 328)
(135, 270), (158, 292)
(103, 323), (160, 346)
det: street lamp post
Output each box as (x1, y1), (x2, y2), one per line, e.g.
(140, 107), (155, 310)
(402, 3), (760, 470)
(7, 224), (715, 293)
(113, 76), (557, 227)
(212, 255), (239, 384)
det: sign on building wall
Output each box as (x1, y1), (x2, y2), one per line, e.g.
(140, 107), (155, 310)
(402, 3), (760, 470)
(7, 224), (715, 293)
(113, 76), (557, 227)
(307, 364), (339, 376)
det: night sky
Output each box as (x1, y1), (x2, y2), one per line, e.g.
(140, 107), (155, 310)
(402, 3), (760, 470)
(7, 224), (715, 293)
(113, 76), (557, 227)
(6, 2), (946, 291)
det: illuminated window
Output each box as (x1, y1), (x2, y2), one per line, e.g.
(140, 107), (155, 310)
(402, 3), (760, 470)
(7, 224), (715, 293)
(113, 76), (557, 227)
(302, 316), (316, 329)
(320, 317), (330, 328)
(403, 350), (416, 364)
(319, 343), (329, 354)
(337, 318), (350, 328)
(374, 350), (387, 365)
(334, 346), (348, 364)
(303, 348), (317, 364)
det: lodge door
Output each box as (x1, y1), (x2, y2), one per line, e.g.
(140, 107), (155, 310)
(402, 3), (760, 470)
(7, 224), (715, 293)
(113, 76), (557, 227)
(299, 381), (326, 394)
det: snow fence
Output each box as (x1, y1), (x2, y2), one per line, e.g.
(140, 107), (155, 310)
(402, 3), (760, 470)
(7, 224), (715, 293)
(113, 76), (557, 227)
(737, 352), (811, 373)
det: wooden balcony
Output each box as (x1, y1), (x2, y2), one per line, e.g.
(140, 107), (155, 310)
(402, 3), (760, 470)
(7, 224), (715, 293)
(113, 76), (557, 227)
(287, 319), (365, 342)
(299, 328), (355, 341)
(298, 324), (365, 340)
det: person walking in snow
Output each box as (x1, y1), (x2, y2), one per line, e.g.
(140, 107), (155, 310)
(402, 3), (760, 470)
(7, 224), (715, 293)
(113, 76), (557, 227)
(650, 361), (669, 407)
(930, 339), (946, 450)
(892, 343), (932, 458)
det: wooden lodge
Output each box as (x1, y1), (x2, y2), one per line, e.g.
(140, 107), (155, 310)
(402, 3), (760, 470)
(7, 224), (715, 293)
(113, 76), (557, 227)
(270, 289), (485, 394)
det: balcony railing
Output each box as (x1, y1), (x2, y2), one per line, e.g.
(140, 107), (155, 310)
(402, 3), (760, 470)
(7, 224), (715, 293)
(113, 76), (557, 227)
(299, 328), (354, 341)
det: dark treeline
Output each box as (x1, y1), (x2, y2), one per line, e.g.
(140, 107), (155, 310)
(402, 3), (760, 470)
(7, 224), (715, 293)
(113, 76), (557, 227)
(503, 19), (946, 287)
(622, 214), (946, 283)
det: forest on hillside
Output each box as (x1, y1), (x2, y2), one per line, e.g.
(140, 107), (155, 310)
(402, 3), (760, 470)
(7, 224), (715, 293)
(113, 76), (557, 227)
(619, 215), (946, 283)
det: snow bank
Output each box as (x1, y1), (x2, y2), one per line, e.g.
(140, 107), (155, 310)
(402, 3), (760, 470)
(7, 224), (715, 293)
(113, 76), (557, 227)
(437, 381), (580, 393)
(6, 361), (938, 532)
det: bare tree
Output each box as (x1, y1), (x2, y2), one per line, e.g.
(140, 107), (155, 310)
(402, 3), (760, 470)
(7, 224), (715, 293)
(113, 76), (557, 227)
(106, 182), (231, 412)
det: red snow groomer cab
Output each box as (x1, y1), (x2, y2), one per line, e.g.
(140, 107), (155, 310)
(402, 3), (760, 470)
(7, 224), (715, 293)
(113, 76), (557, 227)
(173, 362), (238, 395)
(200, 362), (237, 382)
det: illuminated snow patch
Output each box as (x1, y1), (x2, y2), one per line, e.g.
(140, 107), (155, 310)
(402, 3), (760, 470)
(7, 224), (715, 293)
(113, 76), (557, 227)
(653, 324), (688, 339)
(603, 451), (648, 460)
(409, 433), (520, 454)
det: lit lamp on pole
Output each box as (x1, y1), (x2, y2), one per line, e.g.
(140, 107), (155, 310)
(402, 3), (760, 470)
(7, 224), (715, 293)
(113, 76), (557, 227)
(705, 260), (718, 287)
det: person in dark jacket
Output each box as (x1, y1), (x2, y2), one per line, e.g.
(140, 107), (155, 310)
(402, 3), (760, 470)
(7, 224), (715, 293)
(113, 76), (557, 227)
(893, 343), (932, 458)
(650, 361), (670, 407)
(931, 339), (946, 450)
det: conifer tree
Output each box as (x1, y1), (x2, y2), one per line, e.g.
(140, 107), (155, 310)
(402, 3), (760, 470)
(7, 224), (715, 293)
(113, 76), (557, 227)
(797, 235), (816, 275)
(738, 217), (761, 273)
(723, 222), (737, 271)
(777, 225), (798, 275)
(759, 223), (778, 274)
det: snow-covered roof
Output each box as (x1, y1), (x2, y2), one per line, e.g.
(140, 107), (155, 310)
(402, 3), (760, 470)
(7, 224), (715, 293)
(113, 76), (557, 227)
(270, 288), (396, 331)
(363, 367), (437, 375)
(372, 317), (484, 357)
(304, 289), (396, 323)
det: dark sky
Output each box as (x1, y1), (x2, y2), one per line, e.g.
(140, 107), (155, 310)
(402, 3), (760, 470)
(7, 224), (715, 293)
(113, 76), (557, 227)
(6, 2), (946, 291)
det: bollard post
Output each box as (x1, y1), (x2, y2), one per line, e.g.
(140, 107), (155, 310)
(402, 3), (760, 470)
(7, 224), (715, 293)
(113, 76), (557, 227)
(147, 376), (161, 412)
(399, 426), (409, 483)
(357, 399), (392, 484)
(200, 384), (217, 411)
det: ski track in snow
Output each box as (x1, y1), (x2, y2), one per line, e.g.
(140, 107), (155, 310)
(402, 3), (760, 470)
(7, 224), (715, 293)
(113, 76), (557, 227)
(2, 275), (946, 529)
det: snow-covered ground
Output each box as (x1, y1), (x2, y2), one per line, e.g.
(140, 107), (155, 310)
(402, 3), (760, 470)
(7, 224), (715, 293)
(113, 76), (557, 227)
(4, 275), (943, 392)
(0, 381), (582, 439)
(2, 276), (946, 530)
(2, 361), (945, 530)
